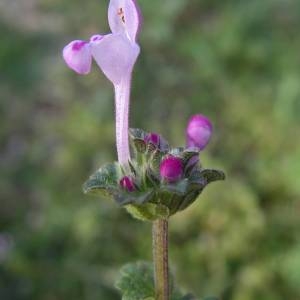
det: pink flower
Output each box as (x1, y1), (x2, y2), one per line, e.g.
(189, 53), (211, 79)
(186, 114), (213, 150)
(62, 0), (142, 165)
(62, 0), (141, 80)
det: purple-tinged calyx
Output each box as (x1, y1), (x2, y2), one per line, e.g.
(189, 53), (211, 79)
(62, 0), (142, 166)
(160, 155), (183, 183)
(186, 114), (213, 150)
(120, 176), (136, 192)
(145, 133), (160, 147)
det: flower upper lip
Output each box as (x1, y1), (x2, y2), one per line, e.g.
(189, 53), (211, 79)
(108, 0), (142, 43)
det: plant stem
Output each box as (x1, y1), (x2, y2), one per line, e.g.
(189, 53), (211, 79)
(152, 218), (169, 300)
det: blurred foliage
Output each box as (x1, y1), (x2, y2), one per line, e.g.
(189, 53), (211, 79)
(0, 0), (300, 299)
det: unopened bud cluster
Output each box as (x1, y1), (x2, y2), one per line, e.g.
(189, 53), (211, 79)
(83, 115), (224, 221)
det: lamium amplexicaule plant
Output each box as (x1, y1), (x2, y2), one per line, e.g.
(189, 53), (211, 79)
(63, 1), (225, 299)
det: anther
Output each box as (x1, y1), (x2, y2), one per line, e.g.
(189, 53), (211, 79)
(117, 7), (125, 23)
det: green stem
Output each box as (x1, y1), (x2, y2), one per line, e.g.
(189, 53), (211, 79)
(152, 218), (169, 300)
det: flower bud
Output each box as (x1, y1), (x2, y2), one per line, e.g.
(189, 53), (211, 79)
(186, 114), (213, 150)
(160, 156), (183, 183)
(120, 176), (135, 192)
(145, 133), (160, 147)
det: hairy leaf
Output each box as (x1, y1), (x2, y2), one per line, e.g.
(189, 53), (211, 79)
(200, 169), (226, 184)
(115, 261), (155, 300)
(82, 163), (121, 196)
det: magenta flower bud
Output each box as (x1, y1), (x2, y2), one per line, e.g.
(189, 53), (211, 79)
(186, 114), (213, 150)
(145, 133), (160, 146)
(160, 156), (183, 183)
(120, 176), (135, 192)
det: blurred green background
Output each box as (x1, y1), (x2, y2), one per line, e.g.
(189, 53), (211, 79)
(1, 0), (300, 299)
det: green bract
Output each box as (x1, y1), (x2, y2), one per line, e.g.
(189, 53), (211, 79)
(83, 128), (225, 221)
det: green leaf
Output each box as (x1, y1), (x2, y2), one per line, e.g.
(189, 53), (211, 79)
(200, 169), (226, 184)
(145, 169), (160, 187)
(154, 204), (170, 219)
(82, 163), (121, 197)
(178, 190), (201, 211)
(161, 179), (189, 196)
(115, 189), (155, 206)
(115, 261), (186, 300)
(125, 202), (170, 221)
(188, 171), (206, 191)
(115, 261), (155, 300)
(125, 203), (158, 221)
